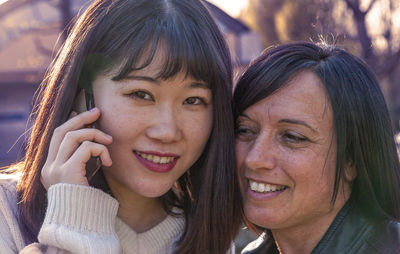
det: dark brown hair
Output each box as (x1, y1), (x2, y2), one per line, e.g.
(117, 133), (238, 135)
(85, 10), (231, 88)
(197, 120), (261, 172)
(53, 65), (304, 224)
(12, 0), (241, 252)
(234, 42), (400, 231)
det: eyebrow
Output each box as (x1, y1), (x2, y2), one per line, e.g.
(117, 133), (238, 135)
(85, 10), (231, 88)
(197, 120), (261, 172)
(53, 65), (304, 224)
(239, 114), (317, 133)
(123, 75), (210, 89)
(124, 75), (160, 84)
(278, 119), (317, 133)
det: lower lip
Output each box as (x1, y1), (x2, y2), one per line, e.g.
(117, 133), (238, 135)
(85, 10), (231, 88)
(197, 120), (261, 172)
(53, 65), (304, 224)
(134, 153), (178, 173)
(246, 185), (287, 201)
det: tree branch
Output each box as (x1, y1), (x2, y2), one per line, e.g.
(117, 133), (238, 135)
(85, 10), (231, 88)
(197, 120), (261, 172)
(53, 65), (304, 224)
(344, 0), (360, 13)
(377, 49), (400, 77)
(364, 0), (377, 14)
(344, 0), (375, 61)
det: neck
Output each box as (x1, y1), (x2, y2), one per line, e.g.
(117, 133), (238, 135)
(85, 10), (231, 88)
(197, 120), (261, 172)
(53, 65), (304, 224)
(105, 174), (167, 233)
(272, 196), (349, 254)
(272, 218), (332, 254)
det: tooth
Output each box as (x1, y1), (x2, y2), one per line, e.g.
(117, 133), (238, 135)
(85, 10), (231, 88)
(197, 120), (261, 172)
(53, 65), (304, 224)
(265, 185), (271, 192)
(250, 181), (257, 191)
(160, 157), (167, 164)
(270, 185), (277, 191)
(152, 156), (160, 163)
(257, 183), (265, 192)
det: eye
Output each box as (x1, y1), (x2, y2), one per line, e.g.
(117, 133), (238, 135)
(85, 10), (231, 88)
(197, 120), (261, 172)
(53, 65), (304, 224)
(236, 125), (258, 141)
(184, 97), (205, 105)
(282, 131), (308, 144)
(128, 90), (153, 101)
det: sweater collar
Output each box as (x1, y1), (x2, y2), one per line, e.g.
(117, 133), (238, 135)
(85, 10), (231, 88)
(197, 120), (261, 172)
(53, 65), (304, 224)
(115, 213), (185, 254)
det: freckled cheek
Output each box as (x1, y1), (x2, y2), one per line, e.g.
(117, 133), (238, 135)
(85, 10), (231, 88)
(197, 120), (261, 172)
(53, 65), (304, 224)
(291, 161), (334, 194)
(235, 143), (249, 193)
(187, 119), (212, 147)
(235, 144), (247, 170)
(183, 110), (213, 144)
(97, 106), (141, 140)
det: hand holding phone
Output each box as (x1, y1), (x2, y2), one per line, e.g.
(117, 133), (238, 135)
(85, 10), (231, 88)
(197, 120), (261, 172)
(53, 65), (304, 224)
(40, 90), (112, 190)
(85, 90), (102, 181)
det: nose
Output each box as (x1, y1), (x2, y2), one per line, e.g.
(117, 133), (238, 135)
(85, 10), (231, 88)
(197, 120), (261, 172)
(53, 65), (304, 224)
(146, 106), (182, 143)
(244, 132), (277, 171)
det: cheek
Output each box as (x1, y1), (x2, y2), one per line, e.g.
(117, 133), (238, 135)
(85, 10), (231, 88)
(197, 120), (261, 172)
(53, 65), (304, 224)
(185, 110), (213, 146)
(235, 142), (247, 170)
(97, 105), (145, 141)
(290, 151), (337, 198)
(235, 142), (248, 192)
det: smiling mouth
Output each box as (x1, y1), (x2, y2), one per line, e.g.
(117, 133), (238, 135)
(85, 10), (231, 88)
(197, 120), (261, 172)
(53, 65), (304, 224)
(249, 180), (287, 193)
(135, 151), (177, 164)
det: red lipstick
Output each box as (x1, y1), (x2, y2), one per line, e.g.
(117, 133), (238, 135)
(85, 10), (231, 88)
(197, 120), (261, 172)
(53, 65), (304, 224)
(134, 151), (179, 173)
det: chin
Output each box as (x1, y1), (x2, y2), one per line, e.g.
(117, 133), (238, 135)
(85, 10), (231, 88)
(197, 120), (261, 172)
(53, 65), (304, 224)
(245, 206), (280, 229)
(135, 183), (174, 198)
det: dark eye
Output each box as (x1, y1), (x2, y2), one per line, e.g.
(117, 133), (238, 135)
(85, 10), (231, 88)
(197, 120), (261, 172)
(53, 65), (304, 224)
(129, 90), (153, 101)
(236, 125), (258, 141)
(282, 131), (308, 143)
(184, 97), (204, 105)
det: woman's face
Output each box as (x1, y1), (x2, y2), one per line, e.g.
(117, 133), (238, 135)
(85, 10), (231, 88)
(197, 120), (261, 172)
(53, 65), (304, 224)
(92, 50), (213, 199)
(236, 71), (352, 234)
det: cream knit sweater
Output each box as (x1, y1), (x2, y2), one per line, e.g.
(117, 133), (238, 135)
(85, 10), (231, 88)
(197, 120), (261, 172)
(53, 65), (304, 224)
(0, 174), (185, 254)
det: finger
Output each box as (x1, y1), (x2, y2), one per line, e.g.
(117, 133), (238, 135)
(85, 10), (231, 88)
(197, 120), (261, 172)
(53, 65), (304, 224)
(69, 141), (113, 168)
(47, 108), (101, 162)
(55, 128), (112, 163)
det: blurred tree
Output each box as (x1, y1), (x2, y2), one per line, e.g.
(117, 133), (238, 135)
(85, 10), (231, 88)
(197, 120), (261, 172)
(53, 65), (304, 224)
(241, 0), (400, 130)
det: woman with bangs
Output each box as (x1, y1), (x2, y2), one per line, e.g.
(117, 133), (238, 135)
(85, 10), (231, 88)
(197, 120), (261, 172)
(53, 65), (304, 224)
(0, 0), (241, 253)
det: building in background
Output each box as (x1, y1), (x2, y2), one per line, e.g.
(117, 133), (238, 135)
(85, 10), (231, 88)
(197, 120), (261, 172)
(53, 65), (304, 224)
(0, 0), (262, 165)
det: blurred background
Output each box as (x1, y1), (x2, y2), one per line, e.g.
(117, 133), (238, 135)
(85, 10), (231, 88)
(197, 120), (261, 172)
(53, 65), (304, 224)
(0, 0), (399, 251)
(1, 0), (399, 166)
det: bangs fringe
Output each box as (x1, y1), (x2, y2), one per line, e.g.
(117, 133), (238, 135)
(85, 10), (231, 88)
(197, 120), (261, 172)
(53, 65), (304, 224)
(107, 9), (220, 85)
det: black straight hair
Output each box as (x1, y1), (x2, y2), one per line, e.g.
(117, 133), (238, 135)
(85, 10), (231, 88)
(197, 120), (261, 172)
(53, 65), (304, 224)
(13, 0), (242, 253)
(234, 42), (400, 224)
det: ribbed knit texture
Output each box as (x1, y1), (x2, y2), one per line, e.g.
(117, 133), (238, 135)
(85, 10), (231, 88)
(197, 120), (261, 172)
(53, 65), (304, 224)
(0, 174), (25, 254)
(116, 211), (185, 254)
(0, 175), (185, 254)
(39, 183), (121, 253)
(44, 184), (118, 234)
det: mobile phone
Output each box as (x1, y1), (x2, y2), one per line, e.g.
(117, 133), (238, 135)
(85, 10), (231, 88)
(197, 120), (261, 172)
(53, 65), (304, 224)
(85, 90), (102, 181)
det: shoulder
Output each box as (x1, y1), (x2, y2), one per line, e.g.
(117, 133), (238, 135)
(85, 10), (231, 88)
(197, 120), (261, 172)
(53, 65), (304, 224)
(0, 173), (25, 251)
(365, 217), (400, 254)
(0, 173), (19, 205)
(241, 232), (272, 254)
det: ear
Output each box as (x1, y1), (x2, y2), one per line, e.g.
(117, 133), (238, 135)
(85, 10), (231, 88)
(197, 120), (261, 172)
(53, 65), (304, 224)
(344, 161), (357, 182)
(73, 90), (87, 113)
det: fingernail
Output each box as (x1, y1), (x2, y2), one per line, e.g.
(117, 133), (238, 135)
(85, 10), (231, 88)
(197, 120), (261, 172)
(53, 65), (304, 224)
(90, 107), (98, 112)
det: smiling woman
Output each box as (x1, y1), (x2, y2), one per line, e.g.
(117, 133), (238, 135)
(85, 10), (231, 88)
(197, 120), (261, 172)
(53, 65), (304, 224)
(0, 0), (241, 253)
(234, 42), (400, 254)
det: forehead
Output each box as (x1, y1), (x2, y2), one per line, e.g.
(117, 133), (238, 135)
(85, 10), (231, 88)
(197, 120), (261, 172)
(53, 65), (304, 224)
(246, 71), (332, 127)
(124, 42), (203, 82)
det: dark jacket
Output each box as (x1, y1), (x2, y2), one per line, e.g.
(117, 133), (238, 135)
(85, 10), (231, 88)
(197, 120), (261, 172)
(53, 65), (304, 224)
(241, 200), (400, 254)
